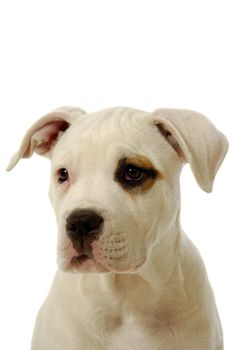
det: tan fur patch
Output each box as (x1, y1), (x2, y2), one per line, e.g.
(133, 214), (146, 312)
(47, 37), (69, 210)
(114, 155), (160, 195)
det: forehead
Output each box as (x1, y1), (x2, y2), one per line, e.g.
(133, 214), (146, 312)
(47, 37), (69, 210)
(70, 107), (147, 143)
(52, 107), (169, 170)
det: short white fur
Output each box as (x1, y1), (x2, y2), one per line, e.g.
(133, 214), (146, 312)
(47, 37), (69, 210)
(8, 106), (228, 350)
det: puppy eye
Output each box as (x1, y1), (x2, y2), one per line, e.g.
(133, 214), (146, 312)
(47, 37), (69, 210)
(124, 165), (145, 181)
(57, 168), (69, 183)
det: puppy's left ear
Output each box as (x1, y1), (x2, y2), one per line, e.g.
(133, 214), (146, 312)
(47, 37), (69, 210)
(7, 106), (86, 171)
(150, 109), (229, 192)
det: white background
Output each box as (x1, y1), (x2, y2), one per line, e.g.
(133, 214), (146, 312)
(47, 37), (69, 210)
(0, 0), (231, 349)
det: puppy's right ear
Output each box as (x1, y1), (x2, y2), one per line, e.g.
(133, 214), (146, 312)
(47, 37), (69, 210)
(7, 106), (86, 171)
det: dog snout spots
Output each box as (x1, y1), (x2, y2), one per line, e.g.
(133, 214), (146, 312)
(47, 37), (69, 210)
(100, 233), (128, 260)
(66, 209), (104, 244)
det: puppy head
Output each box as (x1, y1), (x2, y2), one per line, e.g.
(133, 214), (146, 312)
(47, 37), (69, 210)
(8, 107), (228, 273)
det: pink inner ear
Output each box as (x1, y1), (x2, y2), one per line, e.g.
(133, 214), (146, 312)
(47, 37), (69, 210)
(31, 120), (70, 155)
(156, 123), (184, 158)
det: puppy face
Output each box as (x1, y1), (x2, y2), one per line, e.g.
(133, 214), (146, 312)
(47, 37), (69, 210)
(8, 106), (227, 274)
(49, 108), (182, 273)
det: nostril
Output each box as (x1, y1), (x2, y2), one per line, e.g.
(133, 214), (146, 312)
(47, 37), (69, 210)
(80, 216), (103, 235)
(83, 222), (92, 233)
(86, 216), (103, 232)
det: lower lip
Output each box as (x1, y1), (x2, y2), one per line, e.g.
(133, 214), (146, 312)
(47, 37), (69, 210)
(71, 254), (90, 265)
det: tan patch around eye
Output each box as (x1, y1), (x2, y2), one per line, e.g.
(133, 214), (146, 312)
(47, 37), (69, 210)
(125, 155), (155, 171)
(127, 156), (156, 192)
(137, 176), (156, 192)
(114, 155), (161, 195)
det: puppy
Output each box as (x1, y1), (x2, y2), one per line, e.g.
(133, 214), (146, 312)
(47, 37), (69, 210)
(8, 106), (228, 350)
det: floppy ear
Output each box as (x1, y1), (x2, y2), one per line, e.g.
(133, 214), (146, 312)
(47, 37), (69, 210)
(150, 109), (229, 193)
(7, 106), (86, 171)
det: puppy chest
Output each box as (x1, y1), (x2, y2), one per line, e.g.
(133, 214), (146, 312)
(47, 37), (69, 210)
(109, 314), (158, 350)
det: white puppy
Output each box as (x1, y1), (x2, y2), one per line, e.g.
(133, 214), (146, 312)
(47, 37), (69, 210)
(8, 106), (228, 350)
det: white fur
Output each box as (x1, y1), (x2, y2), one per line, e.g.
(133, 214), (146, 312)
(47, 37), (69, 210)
(8, 106), (228, 350)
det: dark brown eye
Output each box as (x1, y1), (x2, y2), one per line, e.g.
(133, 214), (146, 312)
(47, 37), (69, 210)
(124, 165), (144, 181)
(114, 158), (158, 192)
(57, 168), (69, 183)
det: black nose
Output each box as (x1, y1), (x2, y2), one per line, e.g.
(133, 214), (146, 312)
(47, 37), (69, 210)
(66, 209), (103, 243)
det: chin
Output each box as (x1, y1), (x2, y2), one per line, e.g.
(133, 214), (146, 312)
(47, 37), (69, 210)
(58, 255), (109, 273)
(71, 255), (109, 273)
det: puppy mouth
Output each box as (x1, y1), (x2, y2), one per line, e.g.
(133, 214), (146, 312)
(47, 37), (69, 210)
(71, 252), (93, 265)
(69, 246), (109, 273)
